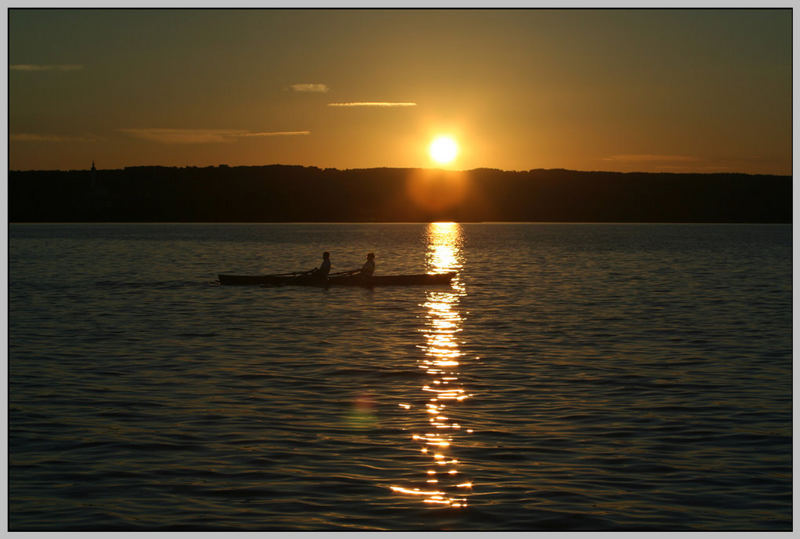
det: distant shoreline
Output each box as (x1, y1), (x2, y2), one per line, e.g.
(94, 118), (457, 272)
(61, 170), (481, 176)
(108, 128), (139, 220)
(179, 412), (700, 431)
(10, 165), (791, 224)
(9, 222), (793, 226)
(9, 165), (791, 177)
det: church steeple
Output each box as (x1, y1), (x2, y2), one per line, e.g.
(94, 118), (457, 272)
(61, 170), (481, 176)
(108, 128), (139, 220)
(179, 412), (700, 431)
(91, 160), (96, 172)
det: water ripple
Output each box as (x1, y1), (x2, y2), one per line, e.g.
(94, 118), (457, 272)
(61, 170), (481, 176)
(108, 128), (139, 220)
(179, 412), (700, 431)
(9, 223), (792, 530)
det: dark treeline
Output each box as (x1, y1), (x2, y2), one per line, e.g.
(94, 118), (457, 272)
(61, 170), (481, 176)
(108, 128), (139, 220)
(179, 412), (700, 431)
(9, 164), (792, 222)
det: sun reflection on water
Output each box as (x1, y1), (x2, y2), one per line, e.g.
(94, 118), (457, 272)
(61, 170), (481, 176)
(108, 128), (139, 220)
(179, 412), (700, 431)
(390, 222), (473, 509)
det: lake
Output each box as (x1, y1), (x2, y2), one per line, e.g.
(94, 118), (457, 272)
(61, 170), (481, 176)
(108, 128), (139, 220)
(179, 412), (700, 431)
(8, 222), (792, 530)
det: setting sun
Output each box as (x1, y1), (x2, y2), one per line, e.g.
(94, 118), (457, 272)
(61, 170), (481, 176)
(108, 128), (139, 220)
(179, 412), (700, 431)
(429, 136), (459, 165)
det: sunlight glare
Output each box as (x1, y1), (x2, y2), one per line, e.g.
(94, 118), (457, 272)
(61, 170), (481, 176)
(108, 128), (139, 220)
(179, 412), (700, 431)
(429, 136), (459, 165)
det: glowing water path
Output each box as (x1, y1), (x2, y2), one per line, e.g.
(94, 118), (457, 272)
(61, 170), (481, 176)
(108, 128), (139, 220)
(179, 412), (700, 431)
(391, 222), (473, 508)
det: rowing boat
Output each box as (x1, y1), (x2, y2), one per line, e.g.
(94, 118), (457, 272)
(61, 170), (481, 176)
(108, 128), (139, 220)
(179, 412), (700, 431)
(218, 272), (455, 287)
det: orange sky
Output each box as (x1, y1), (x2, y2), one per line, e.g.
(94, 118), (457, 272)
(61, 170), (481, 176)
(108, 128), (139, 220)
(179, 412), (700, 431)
(9, 9), (792, 174)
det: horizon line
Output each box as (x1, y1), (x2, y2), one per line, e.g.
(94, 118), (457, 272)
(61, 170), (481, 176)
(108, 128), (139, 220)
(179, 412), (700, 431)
(8, 163), (790, 177)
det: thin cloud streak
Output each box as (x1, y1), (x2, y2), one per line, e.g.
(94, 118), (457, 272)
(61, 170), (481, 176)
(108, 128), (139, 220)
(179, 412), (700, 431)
(328, 102), (417, 107)
(11, 133), (95, 142)
(119, 128), (310, 144)
(603, 154), (701, 163)
(239, 131), (311, 137)
(290, 83), (329, 93)
(10, 64), (84, 71)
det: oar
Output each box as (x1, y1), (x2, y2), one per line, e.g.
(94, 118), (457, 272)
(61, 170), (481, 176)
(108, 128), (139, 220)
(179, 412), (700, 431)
(329, 269), (360, 277)
(267, 270), (312, 277)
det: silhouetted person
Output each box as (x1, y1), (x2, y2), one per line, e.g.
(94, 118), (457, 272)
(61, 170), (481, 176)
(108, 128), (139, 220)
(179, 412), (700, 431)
(310, 252), (331, 278)
(360, 253), (375, 277)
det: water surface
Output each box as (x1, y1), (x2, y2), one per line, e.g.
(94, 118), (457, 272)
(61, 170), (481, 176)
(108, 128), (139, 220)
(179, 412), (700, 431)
(9, 223), (792, 530)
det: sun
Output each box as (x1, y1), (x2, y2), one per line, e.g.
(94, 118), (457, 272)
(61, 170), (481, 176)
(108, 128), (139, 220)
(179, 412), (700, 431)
(429, 136), (459, 165)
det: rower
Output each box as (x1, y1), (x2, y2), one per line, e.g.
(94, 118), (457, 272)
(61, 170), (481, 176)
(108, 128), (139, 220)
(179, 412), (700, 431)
(311, 252), (331, 278)
(360, 252), (375, 277)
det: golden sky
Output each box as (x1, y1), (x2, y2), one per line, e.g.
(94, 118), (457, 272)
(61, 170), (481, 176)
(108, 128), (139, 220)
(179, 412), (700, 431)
(8, 8), (792, 174)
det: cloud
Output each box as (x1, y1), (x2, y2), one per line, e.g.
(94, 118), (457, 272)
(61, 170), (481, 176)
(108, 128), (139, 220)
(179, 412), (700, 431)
(327, 102), (417, 107)
(10, 64), (84, 71)
(238, 131), (311, 137)
(11, 133), (95, 142)
(290, 83), (329, 93)
(119, 128), (310, 144)
(603, 154), (701, 163)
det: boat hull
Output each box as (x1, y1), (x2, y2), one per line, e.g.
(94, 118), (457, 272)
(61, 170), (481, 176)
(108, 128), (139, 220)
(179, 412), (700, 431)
(218, 272), (455, 287)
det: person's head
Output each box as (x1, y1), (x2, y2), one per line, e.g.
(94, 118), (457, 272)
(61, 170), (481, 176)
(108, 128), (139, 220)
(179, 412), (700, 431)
(323, 252), (330, 259)
(367, 253), (375, 260)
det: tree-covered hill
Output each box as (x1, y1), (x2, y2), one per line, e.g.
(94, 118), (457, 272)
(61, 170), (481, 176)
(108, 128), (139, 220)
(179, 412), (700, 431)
(9, 165), (792, 223)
